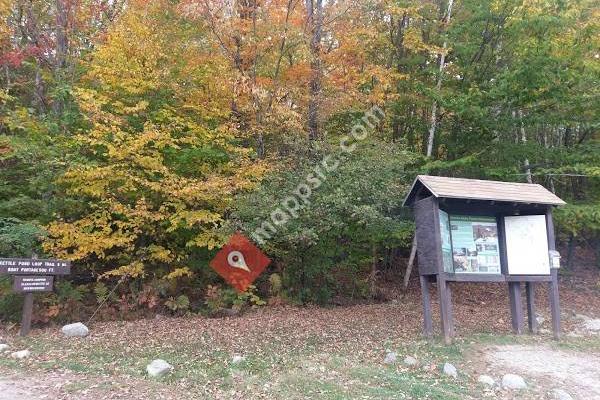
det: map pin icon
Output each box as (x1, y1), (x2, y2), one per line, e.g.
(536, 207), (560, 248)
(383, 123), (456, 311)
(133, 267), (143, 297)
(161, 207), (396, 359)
(227, 250), (251, 272)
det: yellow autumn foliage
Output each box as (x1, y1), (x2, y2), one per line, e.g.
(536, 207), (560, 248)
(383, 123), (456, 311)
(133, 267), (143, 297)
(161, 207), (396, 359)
(44, 0), (267, 280)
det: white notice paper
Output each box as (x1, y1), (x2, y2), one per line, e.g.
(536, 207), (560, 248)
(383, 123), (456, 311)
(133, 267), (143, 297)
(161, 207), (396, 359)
(504, 215), (550, 275)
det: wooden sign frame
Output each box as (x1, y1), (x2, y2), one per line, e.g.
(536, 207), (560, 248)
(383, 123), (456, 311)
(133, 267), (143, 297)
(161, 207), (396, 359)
(0, 257), (70, 336)
(404, 176), (564, 344)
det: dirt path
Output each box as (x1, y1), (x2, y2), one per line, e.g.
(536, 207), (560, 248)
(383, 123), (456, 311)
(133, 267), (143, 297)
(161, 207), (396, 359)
(484, 344), (600, 400)
(0, 375), (54, 400)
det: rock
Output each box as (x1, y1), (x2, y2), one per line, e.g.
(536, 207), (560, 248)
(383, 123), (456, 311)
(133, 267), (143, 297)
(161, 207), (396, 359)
(61, 322), (89, 338)
(442, 362), (457, 378)
(10, 350), (30, 359)
(477, 375), (495, 387)
(383, 352), (397, 364)
(403, 356), (418, 366)
(146, 359), (173, 378)
(232, 355), (245, 364)
(551, 388), (573, 400)
(0, 344), (9, 352)
(583, 319), (600, 332)
(502, 374), (527, 389)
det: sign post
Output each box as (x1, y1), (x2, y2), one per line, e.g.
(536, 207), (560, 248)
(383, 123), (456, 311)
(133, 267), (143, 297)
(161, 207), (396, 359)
(0, 257), (70, 336)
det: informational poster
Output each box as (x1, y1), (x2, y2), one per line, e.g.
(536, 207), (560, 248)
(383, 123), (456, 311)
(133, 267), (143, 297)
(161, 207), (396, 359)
(438, 210), (453, 273)
(504, 215), (550, 275)
(449, 215), (501, 274)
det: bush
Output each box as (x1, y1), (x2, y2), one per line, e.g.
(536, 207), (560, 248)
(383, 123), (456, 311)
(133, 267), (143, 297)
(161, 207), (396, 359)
(230, 138), (417, 304)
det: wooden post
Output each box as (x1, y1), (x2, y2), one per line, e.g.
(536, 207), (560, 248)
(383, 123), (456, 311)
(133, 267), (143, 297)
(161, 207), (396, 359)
(549, 269), (561, 339)
(437, 275), (453, 344)
(20, 293), (34, 336)
(546, 209), (561, 340)
(420, 275), (433, 337)
(526, 282), (538, 333)
(508, 282), (523, 334)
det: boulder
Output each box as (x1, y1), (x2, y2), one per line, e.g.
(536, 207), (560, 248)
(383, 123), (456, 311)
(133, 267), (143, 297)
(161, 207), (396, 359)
(477, 375), (495, 387)
(10, 350), (30, 359)
(146, 359), (173, 378)
(403, 356), (418, 367)
(383, 352), (397, 364)
(0, 344), (9, 352)
(61, 322), (89, 338)
(552, 388), (573, 400)
(502, 374), (527, 389)
(442, 362), (457, 378)
(583, 319), (600, 332)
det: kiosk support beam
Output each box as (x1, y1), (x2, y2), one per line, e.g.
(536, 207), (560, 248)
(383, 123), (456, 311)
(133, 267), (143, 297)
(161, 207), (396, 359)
(508, 282), (523, 334)
(437, 275), (454, 343)
(525, 282), (538, 333)
(419, 275), (433, 337)
(546, 209), (561, 340)
(549, 269), (561, 339)
(20, 293), (33, 336)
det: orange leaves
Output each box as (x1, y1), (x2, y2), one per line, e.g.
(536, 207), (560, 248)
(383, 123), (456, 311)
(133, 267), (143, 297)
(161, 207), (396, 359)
(44, 0), (268, 282)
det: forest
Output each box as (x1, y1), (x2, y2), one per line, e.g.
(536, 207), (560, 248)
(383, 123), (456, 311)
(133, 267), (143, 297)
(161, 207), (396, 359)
(0, 0), (598, 321)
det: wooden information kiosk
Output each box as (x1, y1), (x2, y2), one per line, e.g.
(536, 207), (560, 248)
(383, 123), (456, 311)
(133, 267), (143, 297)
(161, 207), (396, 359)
(403, 175), (565, 343)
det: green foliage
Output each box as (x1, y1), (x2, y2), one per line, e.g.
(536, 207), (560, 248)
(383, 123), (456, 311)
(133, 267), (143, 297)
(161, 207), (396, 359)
(0, 275), (22, 322)
(165, 295), (190, 314)
(0, 218), (44, 257)
(204, 284), (265, 315)
(0, 0), (598, 319)
(55, 281), (88, 303)
(232, 138), (417, 303)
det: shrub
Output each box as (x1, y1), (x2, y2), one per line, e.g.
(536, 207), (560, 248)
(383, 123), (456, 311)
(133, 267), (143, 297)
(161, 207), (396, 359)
(230, 138), (417, 304)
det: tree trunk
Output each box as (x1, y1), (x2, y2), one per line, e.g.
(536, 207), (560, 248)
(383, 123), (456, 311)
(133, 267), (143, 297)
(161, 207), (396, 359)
(406, 0), (453, 288)
(53, 0), (69, 116)
(403, 236), (417, 290)
(519, 109), (532, 183)
(306, 0), (323, 141)
(425, 0), (454, 158)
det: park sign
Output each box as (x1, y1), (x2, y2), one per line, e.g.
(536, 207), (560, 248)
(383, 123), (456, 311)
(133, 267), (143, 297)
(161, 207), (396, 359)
(0, 257), (71, 335)
(0, 258), (70, 275)
(13, 275), (54, 293)
(403, 175), (565, 344)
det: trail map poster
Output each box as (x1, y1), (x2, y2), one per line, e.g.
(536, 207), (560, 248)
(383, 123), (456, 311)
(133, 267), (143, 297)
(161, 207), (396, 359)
(449, 215), (501, 274)
(438, 210), (453, 273)
(504, 215), (550, 275)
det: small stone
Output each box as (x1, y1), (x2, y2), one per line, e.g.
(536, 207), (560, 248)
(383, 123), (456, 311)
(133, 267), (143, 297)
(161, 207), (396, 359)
(0, 344), (9, 352)
(566, 331), (582, 338)
(442, 362), (457, 378)
(232, 355), (245, 364)
(477, 375), (495, 387)
(502, 374), (527, 389)
(146, 359), (173, 378)
(583, 319), (600, 332)
(574, 314), (590, 320)
(551, 388), (573, 400)
(383, 352), (397, 364)
(10, 350), (30, 359)
(403, 356), (418, 366)
(61, 322), (89, 338)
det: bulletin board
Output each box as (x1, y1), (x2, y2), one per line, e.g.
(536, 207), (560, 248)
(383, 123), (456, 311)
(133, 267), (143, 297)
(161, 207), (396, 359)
(504, 215), (550, 275)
